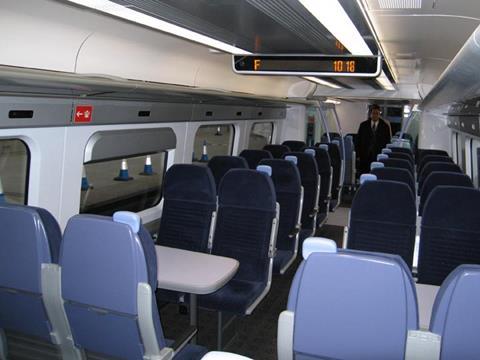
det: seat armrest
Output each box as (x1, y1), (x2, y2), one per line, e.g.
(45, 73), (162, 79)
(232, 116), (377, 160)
(288, 225), (301, 238)
(277, 310), (294, 360)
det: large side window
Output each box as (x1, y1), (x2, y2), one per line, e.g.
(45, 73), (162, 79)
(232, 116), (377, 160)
(80, 153), (166, 216)
(193, 124), (234, 162)
(0, 139), (30, 204)
(248, 122), (274, 149)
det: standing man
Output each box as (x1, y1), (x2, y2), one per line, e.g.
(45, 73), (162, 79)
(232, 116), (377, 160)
(357, 104), (391, 175)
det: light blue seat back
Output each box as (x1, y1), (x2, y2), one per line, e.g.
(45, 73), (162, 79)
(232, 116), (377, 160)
(288, 249), (418, 359)
(430, 265), (480, 359)
(0, 203), (62, 341)
(60, 212), (165, 359)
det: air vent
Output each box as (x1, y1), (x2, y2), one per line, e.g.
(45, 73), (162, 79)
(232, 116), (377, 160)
(378, 0), (421, 9)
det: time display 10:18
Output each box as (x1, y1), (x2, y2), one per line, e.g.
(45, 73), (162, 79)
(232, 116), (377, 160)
(333, 60), (356, 73)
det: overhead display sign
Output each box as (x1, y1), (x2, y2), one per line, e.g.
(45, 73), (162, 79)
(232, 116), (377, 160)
(233, 54), (382, 77)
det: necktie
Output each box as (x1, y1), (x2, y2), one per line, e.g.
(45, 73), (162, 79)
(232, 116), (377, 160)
(372, 123), (377, 133)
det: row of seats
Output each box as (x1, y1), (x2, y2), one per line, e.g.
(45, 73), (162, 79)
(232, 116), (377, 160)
(278, 238), (480, 360)
(0, 204), (208, 359)
(352, 140), (480, 286)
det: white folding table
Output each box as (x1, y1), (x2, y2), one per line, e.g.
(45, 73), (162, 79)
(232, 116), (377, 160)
(155, 245), (239, 342)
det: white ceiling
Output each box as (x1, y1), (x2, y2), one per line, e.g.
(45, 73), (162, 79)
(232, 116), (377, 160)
(365, 0), (480, 91)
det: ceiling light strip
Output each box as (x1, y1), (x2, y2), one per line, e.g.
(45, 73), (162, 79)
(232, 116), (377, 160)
(66, 0), (251, 55)
(299, 0), (395, 90)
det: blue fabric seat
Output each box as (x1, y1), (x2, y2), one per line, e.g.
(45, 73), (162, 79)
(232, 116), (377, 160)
(388, 151), (414, 165)
(343, 135), (355, 188)
(260, 159), (302, 274)
(430, 265), (480, 359)
(347, 180), (416, 269)
(371, 167), (415, 197)
(379, 157), (414, 177)
(419, 172), (473, 215)
(0, 204), (73, 358)
(280, 239), (418, 360)
(418, 149), (449, 165)
(303, 146), (332, 225)
(418, 186), (480, 285)
(60, 212), (207, 359)
(283, 152), (319, 240)
(418, 155), (452, 174)
(263, 144), (290, 159)
(282, 140), (306, 152)
(389, 146), (414, 157)
(208, 156), (248, 190)
(157, 164), (216, 253)
(239, 149), (273, 169)
(316, 142), (342, 210)
(199, 169), (277, 315)
(418, 162), (462, 194)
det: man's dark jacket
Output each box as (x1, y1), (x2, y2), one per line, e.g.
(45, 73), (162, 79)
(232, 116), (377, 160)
(357, 118), (391, 174)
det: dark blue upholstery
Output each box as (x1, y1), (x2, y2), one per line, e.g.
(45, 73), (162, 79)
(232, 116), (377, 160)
(419, 172), (473, 215)
(418, 155), (452, 174)
(283, 152), (319, 233)
(317, 142), (341, 208)
(282, 140), (306, 152)
(430, 265), (480, 359)
(0, 204), (62, 342)
(348, 180), (416, 269)
(239, 149), (273, 169)
(418, 149), (449, 164)
(199, 169), (276, 314)
(379, 158), (414, 177)
(287, 249), (418, 359)
(61, 213), (206, 359)
(207, 156), (248, 190)
(303, 147), (332, 219)
(418, 162), (462, 194)
(418, 186), (480, 285)
(343, 135), (355, 187)
(388, 151), (414, 165)
(371, 167), (415, 197)
(260, 159), (302, 273)
(157, 164), (216, 252)
(263, 144), (290, 159)
(389, 146), (414, 157)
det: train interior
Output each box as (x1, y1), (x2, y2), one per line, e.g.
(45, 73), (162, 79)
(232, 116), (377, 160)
(1, 0), (480, 359)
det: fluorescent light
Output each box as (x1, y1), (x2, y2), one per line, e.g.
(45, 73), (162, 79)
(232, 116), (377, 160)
(66, 0), (251, 55)
(378, 0), (422, 9)
(303, 76), (341, 89)
(325, 99), (341, 105)
(299, 0), (395, 91)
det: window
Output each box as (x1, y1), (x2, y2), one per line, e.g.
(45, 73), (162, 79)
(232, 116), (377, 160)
(80, 152), (166, 216)
(457, 132), (466, 172)
(0, 139), (29, 205)
(472, 139), (480, 187)
(193, 124), (234, 162)
(404, 111), (420, 150)
(248, 122), (273, 149)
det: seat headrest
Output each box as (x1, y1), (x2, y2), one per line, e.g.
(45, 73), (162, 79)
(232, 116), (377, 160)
(259, 159), (302, 194)
(283, 152), (319, 182)
(360, 173), (377, 185)
(282, 140), (307, 152)
(284, 155), (298, 165)
(422, 186), (480, 231)
(370, 161), (384, 170)
(302, 237), (337, 259)
(377, 154), (389, 161)
(239, 149), (273, 169)
(382, 148), (392, 154)
(61, 214), (152, 315)
(256, 165), (272, 177)
(0, 204), (62, 292)
(351, 180), (416, 224)
(304, 149), (315, 157)
(319, 144), (329, 152)
(263, 144), (291, 159)
(164, 164), (216, 203)
(331, 140), (340, 146)
(293, 250), (417, 359)
(218, 169), (276, 211)
(113, 211), (141, 233)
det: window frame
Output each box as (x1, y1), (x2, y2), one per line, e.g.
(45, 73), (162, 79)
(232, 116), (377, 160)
(0, 138), (31, 205)
(248, 121), (274, 149)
